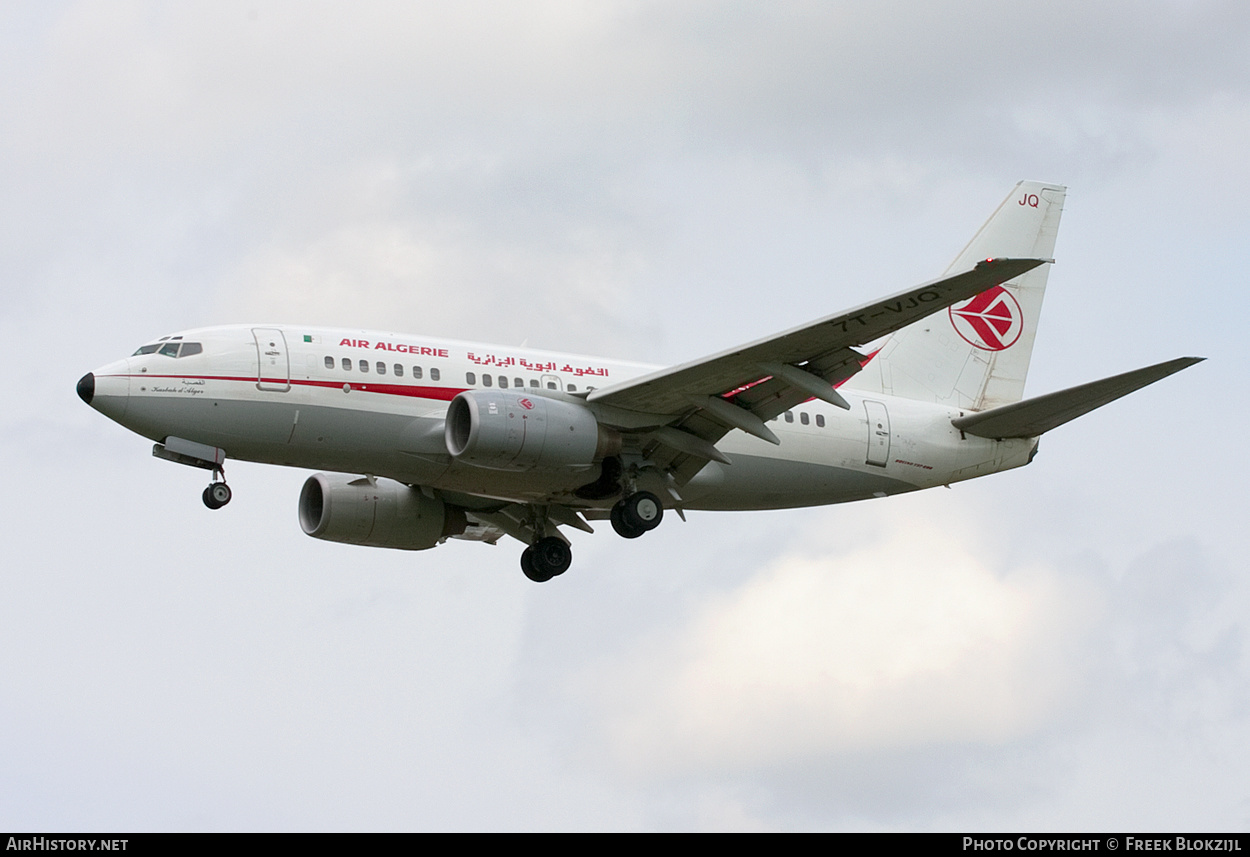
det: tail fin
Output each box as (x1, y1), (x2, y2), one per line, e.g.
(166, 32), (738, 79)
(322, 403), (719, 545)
(845, 180), (1067, 410)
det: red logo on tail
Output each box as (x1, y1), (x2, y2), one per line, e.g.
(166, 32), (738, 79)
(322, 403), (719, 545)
(949, 286), (1023, 351)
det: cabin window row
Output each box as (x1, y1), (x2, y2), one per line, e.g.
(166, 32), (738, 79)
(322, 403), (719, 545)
(463, 372), (590, 393)
(323, 356), (440, 381)
(778, 411), (826, 427)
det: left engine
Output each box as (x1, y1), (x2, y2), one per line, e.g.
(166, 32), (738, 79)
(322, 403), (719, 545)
(298, 472), (467, 550)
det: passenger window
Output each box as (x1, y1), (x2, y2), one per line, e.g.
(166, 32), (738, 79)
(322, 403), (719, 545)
(499, 376), (508, 388)
(324, 356), (334, 369)
(413, 366), (423, 379)
(546, 381), (557, 390)
(342, 358), (352, 371)
(514, 378), (523, 388)
(816, 414), (825, 428)
(568, 384), (577, 392)
(430, 368), (440, 381)
(800, 412), (810, 425)
(466, 372), (476, 385)
(359, 360), (369, 373)
(483, 374), (492, 387)
(784, 412), (794, 423)
(394, 364), (404, 377)
(376, 361), (386, 375)
(530, 379), (539, 387)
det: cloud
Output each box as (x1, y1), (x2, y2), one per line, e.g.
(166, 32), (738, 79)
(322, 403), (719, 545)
(7, 0), (1249, 830)
(212, 205), (652, 353)
(599, 514), (1096, 777)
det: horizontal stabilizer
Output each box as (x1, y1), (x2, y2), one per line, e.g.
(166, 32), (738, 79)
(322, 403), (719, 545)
(952, 357), (1205, 439)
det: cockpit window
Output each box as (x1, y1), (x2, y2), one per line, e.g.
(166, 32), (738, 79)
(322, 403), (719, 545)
(133, 341), (203, 357)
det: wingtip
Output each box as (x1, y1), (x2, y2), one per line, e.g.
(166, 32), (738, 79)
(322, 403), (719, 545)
(974, 256), (1049, 273)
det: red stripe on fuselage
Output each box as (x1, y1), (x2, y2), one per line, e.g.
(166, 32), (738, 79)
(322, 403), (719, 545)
(117, 374), (466, 401)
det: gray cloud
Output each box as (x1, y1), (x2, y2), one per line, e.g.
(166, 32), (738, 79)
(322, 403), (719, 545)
(2, 0), (1247, 830)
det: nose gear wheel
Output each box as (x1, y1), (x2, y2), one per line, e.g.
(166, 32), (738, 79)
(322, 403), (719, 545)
(202, 481), (232, 509)
(202, 465), (232, 510)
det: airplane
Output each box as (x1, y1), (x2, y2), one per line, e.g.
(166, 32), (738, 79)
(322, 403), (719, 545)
(76, 180), (1202, 582)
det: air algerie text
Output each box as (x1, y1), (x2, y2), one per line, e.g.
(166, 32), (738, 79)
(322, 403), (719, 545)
(338, 339), (449, 358)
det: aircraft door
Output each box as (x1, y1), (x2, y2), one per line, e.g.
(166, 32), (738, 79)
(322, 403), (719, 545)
(253, 328), (291, 392)
(540, 373), (563, 391)
(864, 400), (891, 467)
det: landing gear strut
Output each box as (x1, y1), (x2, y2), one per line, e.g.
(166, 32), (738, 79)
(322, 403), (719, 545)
(521, 536), (572, 583)
(610, 491), (664, 539)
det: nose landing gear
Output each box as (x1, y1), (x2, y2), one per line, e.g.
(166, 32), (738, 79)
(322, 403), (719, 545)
(202, 480), (232, 509)
(201, 461), (232, 510)
(150, 437), (233, 510)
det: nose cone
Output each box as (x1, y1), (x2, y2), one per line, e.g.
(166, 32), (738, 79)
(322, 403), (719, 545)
(81, 361), (131, 422)
(77, 372), (95, 405)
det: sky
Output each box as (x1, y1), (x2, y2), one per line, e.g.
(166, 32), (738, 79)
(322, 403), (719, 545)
(2, 0), (1248, 832)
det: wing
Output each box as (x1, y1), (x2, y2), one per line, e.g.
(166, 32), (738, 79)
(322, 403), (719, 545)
(584, 257), (1047, 484)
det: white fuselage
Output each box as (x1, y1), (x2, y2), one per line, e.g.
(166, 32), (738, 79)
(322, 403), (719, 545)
(86, 324), (1037, 511)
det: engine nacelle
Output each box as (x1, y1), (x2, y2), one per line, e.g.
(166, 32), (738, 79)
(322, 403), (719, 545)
(444, 390), (620, 472)
(298, 473), (466, 550)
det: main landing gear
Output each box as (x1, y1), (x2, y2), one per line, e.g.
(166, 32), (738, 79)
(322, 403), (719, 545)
(521, 536), (572, 583)
(610, 491), (664, 539)
(518, 490), (665, 583)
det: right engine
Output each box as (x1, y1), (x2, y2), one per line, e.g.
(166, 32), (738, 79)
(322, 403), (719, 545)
(298, 472), (466, 550)
(444, 390), (620, 472)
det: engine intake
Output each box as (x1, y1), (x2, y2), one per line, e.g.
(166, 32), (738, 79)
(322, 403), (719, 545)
(299, 473), (466, 550)
(445, 390), (620, 471)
